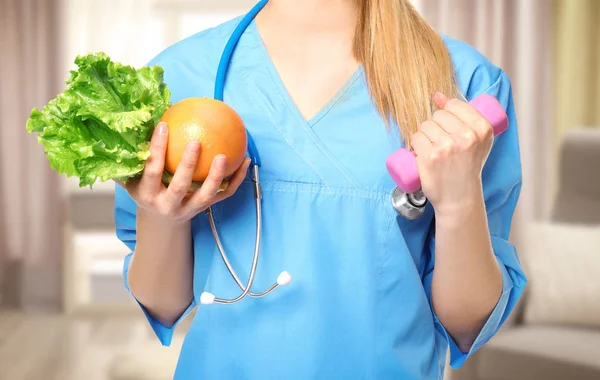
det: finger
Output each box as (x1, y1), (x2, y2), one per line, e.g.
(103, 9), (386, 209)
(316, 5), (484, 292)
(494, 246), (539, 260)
(179, 154), (229, 213)
(431, 109), (467, 136)
(213, 158), (251, 203)
(121, 176), (140, 194)
(184, 158), (250, 214)
(140, 122), (169, 194)
(437, 94), (483, 130)
(418, 120), (452, 144)
(193, 154), (229, 201)
(434, 92), (450, 109)
(410, 131), (434, 156)
(163, 140), (201, 206)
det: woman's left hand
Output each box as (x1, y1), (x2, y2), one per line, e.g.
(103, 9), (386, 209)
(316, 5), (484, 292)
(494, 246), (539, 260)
(410, 92), (494, 216)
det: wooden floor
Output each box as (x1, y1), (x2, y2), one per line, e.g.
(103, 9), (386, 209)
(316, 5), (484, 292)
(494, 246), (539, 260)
(1, 311), (458, 380)
(0, 311), (187, 380)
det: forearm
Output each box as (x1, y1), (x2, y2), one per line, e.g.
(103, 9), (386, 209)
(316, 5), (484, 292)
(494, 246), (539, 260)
(431, 182), (503, 352)
(128, 208), (194, 327)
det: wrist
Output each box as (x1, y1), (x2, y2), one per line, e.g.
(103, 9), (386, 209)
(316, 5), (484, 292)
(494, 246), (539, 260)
(433, 180), (485, 220)
(137, 207), (192, 230)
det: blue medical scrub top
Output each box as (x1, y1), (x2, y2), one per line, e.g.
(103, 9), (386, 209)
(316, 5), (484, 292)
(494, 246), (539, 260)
(114, 16), (526, 380)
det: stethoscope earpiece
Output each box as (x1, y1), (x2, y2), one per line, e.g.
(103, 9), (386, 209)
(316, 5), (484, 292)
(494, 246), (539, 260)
(277, 271), (293, 286)
(200, 292), (216, 305)
(200, 271), (292, 305)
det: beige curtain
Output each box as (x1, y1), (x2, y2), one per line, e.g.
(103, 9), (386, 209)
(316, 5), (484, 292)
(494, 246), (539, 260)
(418, 0), (555, 225)
(554, 1), (600, 146)
(0, 0), (65, 311)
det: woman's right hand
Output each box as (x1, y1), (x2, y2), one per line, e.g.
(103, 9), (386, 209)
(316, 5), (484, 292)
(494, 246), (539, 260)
(118, 121), (251, 223)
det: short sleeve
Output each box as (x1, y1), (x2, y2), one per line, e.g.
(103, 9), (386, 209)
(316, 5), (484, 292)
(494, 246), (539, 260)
(422, 67), (528, 368)
(114, 184), (197, 346)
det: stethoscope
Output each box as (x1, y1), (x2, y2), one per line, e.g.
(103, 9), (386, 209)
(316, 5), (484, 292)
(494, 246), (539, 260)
(200, 0), (509, 305)
(199, 0), (290, 305)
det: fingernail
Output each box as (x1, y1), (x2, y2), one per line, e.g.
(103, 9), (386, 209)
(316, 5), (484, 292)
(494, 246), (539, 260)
(157, 122), (168, 135)
(220, 180), (230, 192)
(187, 140), (200, 153)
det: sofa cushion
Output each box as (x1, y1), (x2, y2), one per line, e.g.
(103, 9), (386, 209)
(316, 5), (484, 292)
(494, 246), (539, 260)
(552, 128), (600, 225)
(476, 326), (600, 380)
(521, 222), (600, 327)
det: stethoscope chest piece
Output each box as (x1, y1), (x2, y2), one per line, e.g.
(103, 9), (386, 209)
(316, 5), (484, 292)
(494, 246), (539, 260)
(391, 187), (427, 220)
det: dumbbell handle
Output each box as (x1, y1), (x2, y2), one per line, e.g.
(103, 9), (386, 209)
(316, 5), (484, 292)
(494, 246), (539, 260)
(386, 94), (508, 194)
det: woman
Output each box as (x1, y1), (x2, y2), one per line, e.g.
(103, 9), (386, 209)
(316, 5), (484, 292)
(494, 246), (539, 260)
(114, 0), (526, 378)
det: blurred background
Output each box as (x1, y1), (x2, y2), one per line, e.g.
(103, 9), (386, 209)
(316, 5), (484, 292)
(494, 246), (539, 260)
(0, 0), (599, 379)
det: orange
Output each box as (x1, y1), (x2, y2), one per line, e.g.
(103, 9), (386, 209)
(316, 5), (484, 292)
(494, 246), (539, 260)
(160, 97), (247, 183)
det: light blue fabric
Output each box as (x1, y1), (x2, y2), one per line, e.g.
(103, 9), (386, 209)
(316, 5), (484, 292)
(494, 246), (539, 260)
(114, 16), (527, 380)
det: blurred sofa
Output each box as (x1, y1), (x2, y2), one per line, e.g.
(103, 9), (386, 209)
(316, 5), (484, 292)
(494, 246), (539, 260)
(451, 128), (600, 380)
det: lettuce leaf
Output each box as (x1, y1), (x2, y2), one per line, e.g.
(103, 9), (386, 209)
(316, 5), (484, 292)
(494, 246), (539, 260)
(26, 52), (171, 187)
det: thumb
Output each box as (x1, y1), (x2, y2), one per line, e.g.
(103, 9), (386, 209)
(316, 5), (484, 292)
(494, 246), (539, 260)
(433, 92), (450, 110)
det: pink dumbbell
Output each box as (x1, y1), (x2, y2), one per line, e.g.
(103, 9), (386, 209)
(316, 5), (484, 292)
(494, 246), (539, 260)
(386, 94), (508, 219)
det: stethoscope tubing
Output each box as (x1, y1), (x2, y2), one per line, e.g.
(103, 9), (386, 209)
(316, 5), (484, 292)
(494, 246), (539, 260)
(200, 0), (300, 305)
(204, 167), (281, 303)
(214, 0), (268, 167)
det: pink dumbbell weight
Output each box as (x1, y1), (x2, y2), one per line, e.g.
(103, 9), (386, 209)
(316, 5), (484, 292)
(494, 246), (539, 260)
(386, 94), (508, 219)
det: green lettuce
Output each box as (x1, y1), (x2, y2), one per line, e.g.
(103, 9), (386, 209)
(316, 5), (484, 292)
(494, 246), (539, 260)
(26, 52), (171, 187)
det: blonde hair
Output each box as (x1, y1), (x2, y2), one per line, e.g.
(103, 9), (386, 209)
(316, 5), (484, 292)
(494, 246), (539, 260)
(354, 0), (462, 145)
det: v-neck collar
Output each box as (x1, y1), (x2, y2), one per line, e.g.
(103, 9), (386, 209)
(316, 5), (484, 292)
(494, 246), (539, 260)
(247, 19), (363, 129)
(232, 19), (365, 187)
